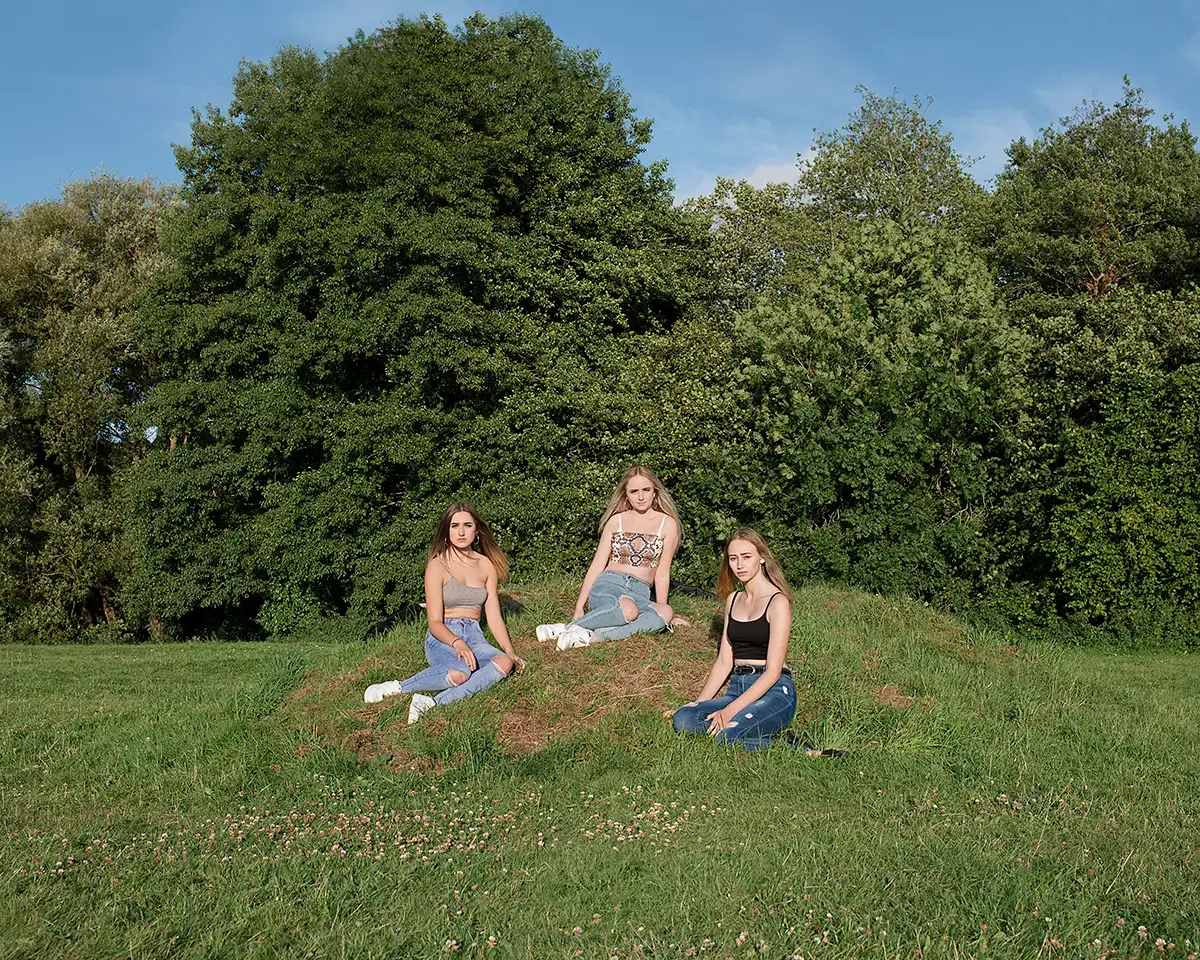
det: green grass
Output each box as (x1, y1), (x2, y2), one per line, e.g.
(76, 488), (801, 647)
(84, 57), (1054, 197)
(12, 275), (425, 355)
(2, 583), (1198, 959)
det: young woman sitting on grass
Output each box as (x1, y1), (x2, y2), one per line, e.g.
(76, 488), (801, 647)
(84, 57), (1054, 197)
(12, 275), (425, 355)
(672, 528), (795, 750)
(364, 502), (524, 723)
(537, 465), (680, 650)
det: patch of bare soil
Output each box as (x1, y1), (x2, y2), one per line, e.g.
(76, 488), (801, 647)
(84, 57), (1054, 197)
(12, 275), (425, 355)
(871, 683), (917, 710)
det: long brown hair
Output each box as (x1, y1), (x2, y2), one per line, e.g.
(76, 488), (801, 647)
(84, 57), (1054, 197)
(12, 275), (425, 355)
(716, 527), (792, 602)
(598, 465), (683, 538)
(429, 501), (509, 582)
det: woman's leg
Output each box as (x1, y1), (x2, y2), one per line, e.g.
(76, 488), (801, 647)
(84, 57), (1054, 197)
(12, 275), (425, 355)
(395, 633), (461, 694)
(673, 693), (738, 736)
(589, 605), (668, 642)
(570, 573), (634, 631)
(713, 676), (798, 751)
(433, 621), (513, 706)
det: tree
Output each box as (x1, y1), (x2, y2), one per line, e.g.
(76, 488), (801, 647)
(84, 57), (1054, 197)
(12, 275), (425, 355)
(128, 13), (707, 638)
(978, 80), (1200, 315)
(728, 219), (1028, 606)
(0, 176), (174, 641)
(786, 88), (985, 281)
(975, 83), (1200, 644)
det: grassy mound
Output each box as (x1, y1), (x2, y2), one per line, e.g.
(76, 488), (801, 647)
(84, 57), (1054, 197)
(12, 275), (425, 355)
(291, 579), (1059, 772)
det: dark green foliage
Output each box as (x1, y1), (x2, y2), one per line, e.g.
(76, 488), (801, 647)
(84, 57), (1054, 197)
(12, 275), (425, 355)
(128, 14), (707, 638)
(726, 220), (1028, 605)
(971, 84), (1200, 645)
(978, 81), (1200, 314)
(0, 177), (174, 642)
(989, 288), (1200, 644)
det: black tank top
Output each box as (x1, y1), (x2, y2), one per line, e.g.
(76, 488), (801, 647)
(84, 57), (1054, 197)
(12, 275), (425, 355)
(726, 592), (780, 661)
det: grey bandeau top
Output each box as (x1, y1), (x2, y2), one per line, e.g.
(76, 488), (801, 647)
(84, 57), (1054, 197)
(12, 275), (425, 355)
(438, 559), (489, 610)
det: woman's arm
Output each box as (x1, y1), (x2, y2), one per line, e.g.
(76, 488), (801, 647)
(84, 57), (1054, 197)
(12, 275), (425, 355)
(707, 594), (792, 736)
(688, 594), (735, 705)
(653, 517), (679, 611)
(483, 560), (524, 671)
(425, 559), (478, 671)
(572, 516), (618, 620)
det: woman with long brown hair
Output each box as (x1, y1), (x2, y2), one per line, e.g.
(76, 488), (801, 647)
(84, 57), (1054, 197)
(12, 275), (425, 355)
(364, 501), (523, 723)
(672, 527), (795, 750)
(538, 465), (681, 649)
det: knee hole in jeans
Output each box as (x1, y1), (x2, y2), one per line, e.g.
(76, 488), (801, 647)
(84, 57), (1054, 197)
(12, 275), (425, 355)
(618, 595), (638, 622)
(492, 655), (514, 676)
(447, 670), (469, 687)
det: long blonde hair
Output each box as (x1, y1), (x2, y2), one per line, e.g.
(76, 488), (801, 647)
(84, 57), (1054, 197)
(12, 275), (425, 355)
(716, 527), (792, 602)
(429, 501), (509, 582)
(598, 465), (682, 538)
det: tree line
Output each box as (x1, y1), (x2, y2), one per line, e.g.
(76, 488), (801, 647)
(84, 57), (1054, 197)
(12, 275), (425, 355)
(2, 13), (1197, 646)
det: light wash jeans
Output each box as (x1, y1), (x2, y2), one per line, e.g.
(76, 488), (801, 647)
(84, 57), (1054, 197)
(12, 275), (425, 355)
(571, 570), (668, 642)
(398, 618), (509, 706)
(672, 668), (797, 751)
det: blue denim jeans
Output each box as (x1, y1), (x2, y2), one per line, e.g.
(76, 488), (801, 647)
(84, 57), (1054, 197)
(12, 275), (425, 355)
(398, 618), (509, 706)
(571, 570), (668, 642)
(672, 669), (797, 751)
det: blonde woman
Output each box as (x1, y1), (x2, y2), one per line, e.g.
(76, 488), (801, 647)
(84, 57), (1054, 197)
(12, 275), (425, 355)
(364, 501), (523, 723)
(672, 527), (795, 750)
(538, 465), (680, 649)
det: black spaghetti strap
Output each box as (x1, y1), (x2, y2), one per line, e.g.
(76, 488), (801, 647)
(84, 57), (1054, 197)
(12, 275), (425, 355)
(762, 592), (781, 616)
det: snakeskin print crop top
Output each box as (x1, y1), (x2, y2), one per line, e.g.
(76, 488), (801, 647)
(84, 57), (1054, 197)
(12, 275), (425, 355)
(609, 513), (667, 568)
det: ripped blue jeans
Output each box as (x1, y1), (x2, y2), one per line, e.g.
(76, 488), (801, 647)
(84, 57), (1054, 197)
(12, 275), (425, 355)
(672, 668), (797, 751)
(571, 570), (668, 643)
(398, 618), (509, 706)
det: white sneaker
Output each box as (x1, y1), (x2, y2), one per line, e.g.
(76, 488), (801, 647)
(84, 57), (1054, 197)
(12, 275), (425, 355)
(364, 680), (401, 704)
(536, 623), (567, 642)
(407, 693), (436, 725)
(556, 625), (593, 650)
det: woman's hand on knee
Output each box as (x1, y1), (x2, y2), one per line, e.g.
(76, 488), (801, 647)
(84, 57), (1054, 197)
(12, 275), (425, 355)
(706, 705), (736, 736)
(451, 638), (477, 671)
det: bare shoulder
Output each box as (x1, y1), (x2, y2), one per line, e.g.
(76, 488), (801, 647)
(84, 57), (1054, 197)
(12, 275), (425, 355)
(768, 592), (793, 618)
(475, 553), (497, 577)
(425, 556), (446, 578)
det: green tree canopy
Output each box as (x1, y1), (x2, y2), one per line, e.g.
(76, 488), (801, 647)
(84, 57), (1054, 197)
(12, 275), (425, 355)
(978, 81), (1200, 315)
(128, 13), (707, 638)
(0, 176), (174, 641)
(728, 219), (1028, 605)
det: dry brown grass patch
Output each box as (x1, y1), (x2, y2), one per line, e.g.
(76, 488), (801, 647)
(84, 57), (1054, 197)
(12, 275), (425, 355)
(283, 615), (721, 766)
(872, 683), (917, 709)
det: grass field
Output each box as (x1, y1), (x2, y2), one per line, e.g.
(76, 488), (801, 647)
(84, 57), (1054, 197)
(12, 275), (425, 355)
(2, 582), (1197, 959)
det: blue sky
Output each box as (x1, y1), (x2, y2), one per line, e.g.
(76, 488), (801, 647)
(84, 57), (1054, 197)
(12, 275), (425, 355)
(5, 0), (1200, 209)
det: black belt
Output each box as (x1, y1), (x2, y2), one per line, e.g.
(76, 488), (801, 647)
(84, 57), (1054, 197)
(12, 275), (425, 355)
(732, 664), (791, 676)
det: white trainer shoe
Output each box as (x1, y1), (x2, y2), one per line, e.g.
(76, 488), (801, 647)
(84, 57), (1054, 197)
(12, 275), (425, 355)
(364, 680), (401, 703)
(536, 623), (567, 642)
(556, 625), (593, 650)
(407, 693), (436, 725)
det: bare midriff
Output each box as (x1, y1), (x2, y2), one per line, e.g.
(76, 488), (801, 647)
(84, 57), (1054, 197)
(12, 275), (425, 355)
(442, 607), (482, 620)
(605, 562), (654, 585)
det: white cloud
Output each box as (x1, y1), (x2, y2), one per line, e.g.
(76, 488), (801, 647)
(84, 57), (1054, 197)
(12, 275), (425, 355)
(1033, 73), (1126, 120)
(742, 160), (800, 188)
(951, 107), (1037, 186)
